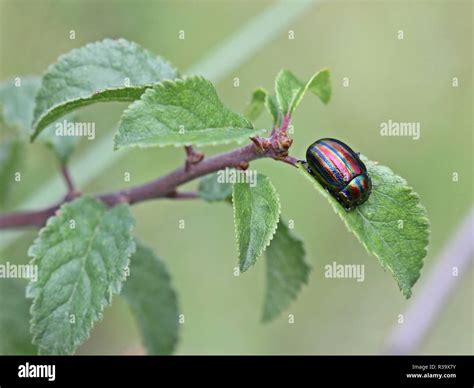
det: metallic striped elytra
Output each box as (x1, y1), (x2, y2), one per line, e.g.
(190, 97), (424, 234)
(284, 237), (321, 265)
(305, 138), (372, 210)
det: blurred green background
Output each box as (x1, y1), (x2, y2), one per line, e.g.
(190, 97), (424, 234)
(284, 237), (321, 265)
(0, 0), (472, 354)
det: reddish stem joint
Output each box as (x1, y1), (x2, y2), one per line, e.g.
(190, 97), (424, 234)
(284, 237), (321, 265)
(249, 136), (270, 152)
(184, 145), (204, 171)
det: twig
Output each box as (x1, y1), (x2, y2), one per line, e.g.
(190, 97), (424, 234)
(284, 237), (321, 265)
(0, 135), (295, 229)
(60, 164), (75, 195)
(99, 143), (263, 206)
(277, 155), (299, 167)
(280, 113), (291, 133)
(165, 191), (199, 200)
(0, 191), (200, 230)
(0, 206), (61, 229)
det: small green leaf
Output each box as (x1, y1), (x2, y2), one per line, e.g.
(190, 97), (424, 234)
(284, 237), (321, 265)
(244, 87), (268, 122)
(114, 76), (265, 150)
(265, 94), (280, 125)
(0, 77), (79, 163)
(122, 242), (179, 355)
(275, 70), (302, 116)
(232, 174), (280, 272)
(262, 219), (311, 322)
(0, 77), (40, 135)
(0, 279), (36, 355)
(0, 139), (22, 207)
(29, 196), (136, 355)
(306, 69), (331, 105)
(298, 157), (429, 298)
(198, 172), (233, 202)
(32, 39), (179, 140)
(275, 68), (331, 116)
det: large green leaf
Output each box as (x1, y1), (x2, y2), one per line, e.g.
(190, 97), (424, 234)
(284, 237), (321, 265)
(262, 220), (311, 322)
(0, 279), (36, 355)
(28, 196), (136, 355)
(31, 39), (179, 140)
(122, 242), (179, 355)
(0, 139), (22, 207)
(275, 68), (331, 116)
(232, 174), (280, 272)
(298, 157), (429, 298)
(114, 76), (265, 149)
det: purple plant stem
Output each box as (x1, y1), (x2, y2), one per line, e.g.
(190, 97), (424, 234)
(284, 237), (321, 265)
(100, 143), (262, 206)
(0, 206), (60, 229)
(60, 164), (75, 194)
(0, 143), (269, 229)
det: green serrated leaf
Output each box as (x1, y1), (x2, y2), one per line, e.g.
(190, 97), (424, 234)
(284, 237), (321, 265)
(122, 241), (179, 355)
(306, 69), (331, 105)
(28, 196), (136, 355)
(298, 157), (429, 298)
(198, 172), (233, 202)
(244, 87), (268, 122)
(0, 138), (22, 207)
(0, 76), (40, 135)
(198, 174), (308, 320)
(275, 68), (331, 116)
(262, 219), (311, 323)
(232, 174), (281, 272)
(0, 279), (36, 355)
(31, 38), (179, 140)
(197, 173), (307, 320)
(114, 76), (266, 150)
(275, 70), (302, 116)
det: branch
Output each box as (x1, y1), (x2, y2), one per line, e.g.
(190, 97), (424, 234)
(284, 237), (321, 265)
(99, 143), (264, 206)
(0, 112), (298, 230)
(0, 206), (60, 229)
(0, 139), (293, 229)
(0, 191), (199, 230)
(165, 191), (200, 200)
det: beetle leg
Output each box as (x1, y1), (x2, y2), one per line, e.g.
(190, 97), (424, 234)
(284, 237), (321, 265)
(300, 161), (313, 174)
